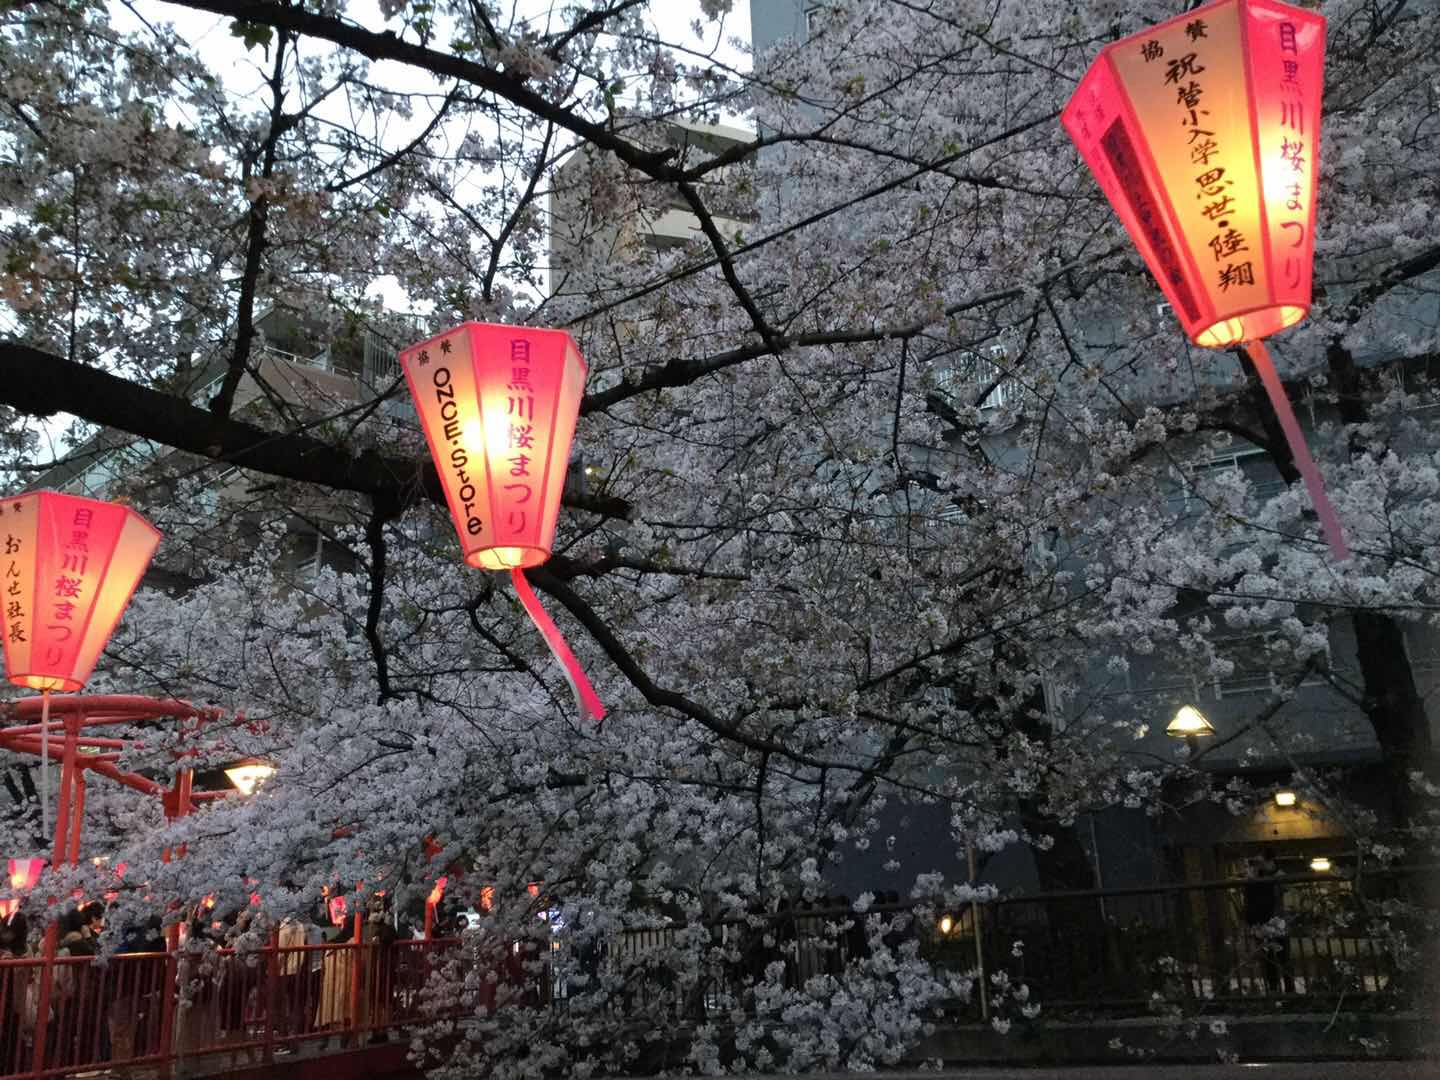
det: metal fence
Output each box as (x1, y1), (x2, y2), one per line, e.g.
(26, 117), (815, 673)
(0, 874), (1420, 1078)
(963, 872), (1411, 1014)
(0, 937), (464, 1079)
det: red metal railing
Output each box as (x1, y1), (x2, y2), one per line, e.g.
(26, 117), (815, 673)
(0, 937), (464, 1079)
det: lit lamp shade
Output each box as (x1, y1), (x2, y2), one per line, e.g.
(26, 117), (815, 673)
(8, 857), (44, 891)
(1063, 0), (1325, 347)
(400, 323), (586, 570)
(224, 761), (275, 796)
(0, 491), (161, 691)
(1167, 705), (1215, 737)
(328, 894), (348, 926)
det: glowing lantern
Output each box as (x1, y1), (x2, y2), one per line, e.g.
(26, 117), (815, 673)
(328, 894), (348, 927)
(8, 857), (44, 891)
(1064, 0), (1348, 561)
(400, 323), (605, 719)
(1, 857), (41, 920)
(0, 491), (162, 692)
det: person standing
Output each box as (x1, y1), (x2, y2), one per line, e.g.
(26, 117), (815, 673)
(1243, 853), (1291, 994)
(1, 903), (30, 1074)
(55, 904), (107, 1069)
(109, 914), (166, 1073)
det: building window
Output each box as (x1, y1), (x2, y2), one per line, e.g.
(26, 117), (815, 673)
(937, 344), (1020, 411)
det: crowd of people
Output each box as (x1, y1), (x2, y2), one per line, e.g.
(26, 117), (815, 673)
(0, 892), (416, 1076)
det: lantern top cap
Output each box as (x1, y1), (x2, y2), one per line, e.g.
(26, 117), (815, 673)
(403, 321), (586, 371)
(14, 489), (161, 530)
(1087, 0), (1324, 62)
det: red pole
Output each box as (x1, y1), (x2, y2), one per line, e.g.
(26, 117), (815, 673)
(50, 715), (78, 869)
(424, 900), (435, 941)
(68, 770), (86, 868)
(162, 769), (193, 953)
(349, 910), (363, 1045)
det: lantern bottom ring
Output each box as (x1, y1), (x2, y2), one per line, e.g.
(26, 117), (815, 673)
(1194, 303), (1307, 349)
(468, 546), (550, 571)
(11, 675), (81, 693)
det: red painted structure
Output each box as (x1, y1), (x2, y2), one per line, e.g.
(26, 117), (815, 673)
(0, 936), (464, 1079)
(0, 695), (229, 1078)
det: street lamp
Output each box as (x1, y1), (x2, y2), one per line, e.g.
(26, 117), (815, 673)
(223, 760), (275, 796)
(1166, 704), (1215, 759)
(1274, 790), (1298, 807)
(1309, 856), (1331, 873)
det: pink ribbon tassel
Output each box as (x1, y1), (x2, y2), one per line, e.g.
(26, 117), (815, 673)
(1243, 339), (1350, 563)
(510, 568), (606, 722)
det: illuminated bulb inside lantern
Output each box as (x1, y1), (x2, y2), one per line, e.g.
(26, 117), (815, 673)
(1195, 306), (1307, 348)
(1309, 856), (1331, 873)
(18, 675), (70, 691)
(473, 546), (546, 571)
(460, 419), (484, 451)
(938, 914), (953, 935)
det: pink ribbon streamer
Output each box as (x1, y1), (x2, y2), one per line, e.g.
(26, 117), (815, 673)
(510, 568), (606, 722)
(1243, 340), (1351, 562)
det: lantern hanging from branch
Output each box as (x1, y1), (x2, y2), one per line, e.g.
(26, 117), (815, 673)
(400, 322), (604, 720)
(1063, 0), (1348, 561)
(0, 491), (162, 692)
(0, 491), (162, 844)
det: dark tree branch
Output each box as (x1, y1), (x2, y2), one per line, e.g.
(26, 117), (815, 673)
(212, 29), (290, 421)
(172, 0), (680, 179)
(364, 493), (401, 703)
(0, 342), (633, 522)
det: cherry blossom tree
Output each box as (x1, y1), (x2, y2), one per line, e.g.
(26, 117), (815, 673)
(0, 0), (1437, 1071)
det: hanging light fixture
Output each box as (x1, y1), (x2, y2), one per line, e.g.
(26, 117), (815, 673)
(400, 323), (604, 720)
(1166, 705), (1216, 738)
(1063, 0), (1347, 561)
(0, 491), (161, 845)
(1274, 789), (1297, 807)
(223, 760), (276, 796)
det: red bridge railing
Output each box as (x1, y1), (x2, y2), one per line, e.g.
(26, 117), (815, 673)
(0, 938), (464, 1079)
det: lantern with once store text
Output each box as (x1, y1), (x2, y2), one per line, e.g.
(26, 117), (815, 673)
(400, 323), (585, 571)
(400, 323), (604, 718)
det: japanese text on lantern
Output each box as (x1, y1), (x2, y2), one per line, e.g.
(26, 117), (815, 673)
(4, 513), (24, 646)
(1143, 19), (1253, 296)
(47, 507), (93, 667)
(1274, 21), (1306, 289)
(505, 339), (534, 536)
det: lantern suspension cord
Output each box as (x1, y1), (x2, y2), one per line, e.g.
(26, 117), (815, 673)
(1242, 339), (1351, 563)
(510, 568), (606, 722)
(39, 688), (51, 844)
